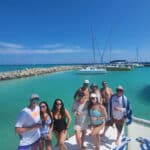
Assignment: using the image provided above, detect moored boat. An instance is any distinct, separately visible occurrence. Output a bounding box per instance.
[106,64,132,71]
[77,66,108,74]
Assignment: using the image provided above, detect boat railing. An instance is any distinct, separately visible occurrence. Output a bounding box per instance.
[132,116,150,127]
[128,116,150,150]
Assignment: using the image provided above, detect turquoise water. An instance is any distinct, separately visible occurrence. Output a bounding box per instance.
[0,67,150,149]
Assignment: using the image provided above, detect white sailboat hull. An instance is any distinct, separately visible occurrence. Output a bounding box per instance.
[77,67,108,74]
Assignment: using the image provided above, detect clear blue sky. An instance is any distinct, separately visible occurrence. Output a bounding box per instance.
[0,0,150,64]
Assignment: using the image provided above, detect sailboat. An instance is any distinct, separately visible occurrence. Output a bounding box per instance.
[77,28,107,74]
[105,27,132,71]
[77,66,107,74]
[131,48,144,68]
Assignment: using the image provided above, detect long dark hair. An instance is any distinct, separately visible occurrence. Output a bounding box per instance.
[39,101,52,124]
[52,99,65,119]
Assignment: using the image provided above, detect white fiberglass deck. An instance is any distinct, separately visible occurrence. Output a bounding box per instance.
[54,126,120,150]
[128,117,150,150]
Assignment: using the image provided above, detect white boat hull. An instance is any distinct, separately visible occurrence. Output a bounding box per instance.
[77,67,108,74]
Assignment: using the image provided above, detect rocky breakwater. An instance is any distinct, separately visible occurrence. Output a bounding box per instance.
[0,66,81,81]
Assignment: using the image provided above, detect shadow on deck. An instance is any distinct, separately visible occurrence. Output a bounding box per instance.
[54,126,119,150]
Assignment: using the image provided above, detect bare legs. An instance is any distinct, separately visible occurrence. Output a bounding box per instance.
[91,124,104,150]
[55,130,68,150]
[75,130,86,150]
[39,138,52,150]
[114,119,124,145]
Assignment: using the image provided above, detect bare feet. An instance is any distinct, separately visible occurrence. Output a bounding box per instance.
[94,146,99,150]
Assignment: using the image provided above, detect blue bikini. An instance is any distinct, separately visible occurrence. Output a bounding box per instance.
[90,109,104,125]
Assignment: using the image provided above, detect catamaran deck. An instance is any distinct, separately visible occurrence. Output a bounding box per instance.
[54,126,120,150]
[53,117,150,150]
[128,117,150,150]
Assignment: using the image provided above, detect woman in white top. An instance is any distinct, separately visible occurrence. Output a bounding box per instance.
[39,101,53,150]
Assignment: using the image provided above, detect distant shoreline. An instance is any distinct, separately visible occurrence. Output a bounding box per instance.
[0,65,81,81]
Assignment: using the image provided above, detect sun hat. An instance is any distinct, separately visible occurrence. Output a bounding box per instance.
[30,94,39,101]
[116,85,124,91]
[90,93,97,98]
[84,80,89,84]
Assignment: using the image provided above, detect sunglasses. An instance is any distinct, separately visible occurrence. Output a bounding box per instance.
[40,105,46,108]
[117,89,123,92]
[56,103,62,106]
[102,83,107,86]
[31,100,38,104]
[91,97,97,99]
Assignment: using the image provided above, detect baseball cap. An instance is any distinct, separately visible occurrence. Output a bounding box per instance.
[102,81,107,85]
[84,80,89,84]
[90,83,98,88]
[30,94,39,101]
[90,93,97,98]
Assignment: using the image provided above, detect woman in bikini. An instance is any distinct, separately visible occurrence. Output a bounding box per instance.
[39,101,53,150]
[52,99,71,150]
[88,93,107,150]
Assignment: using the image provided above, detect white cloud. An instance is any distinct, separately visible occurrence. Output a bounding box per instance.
[0,41,23,49]
[0,48,84,55]
[0,41,85,55]
[42,43,63,48]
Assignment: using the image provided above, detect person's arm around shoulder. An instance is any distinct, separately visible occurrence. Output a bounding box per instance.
[65,108,72,129]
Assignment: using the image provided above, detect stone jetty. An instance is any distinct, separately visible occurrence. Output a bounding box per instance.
[0,66,81,81]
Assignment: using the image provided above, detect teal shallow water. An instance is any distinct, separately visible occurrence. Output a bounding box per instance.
[0,67,150,149]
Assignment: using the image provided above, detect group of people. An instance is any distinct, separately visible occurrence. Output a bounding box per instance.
[15,96,71,150]
[73,80,132,150]
[15,80,132,150]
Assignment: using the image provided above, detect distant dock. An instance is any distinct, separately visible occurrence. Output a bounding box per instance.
[143,62,150,67]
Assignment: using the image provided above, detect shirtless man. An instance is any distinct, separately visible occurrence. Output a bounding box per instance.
[74,80,90,101]
[100,81,113,135]
[100,81,113,111]
[90,83,102,104]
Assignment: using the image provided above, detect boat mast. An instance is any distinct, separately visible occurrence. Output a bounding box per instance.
[109,27,112,63]
[136,47,139,62]
[91,26,96,65]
